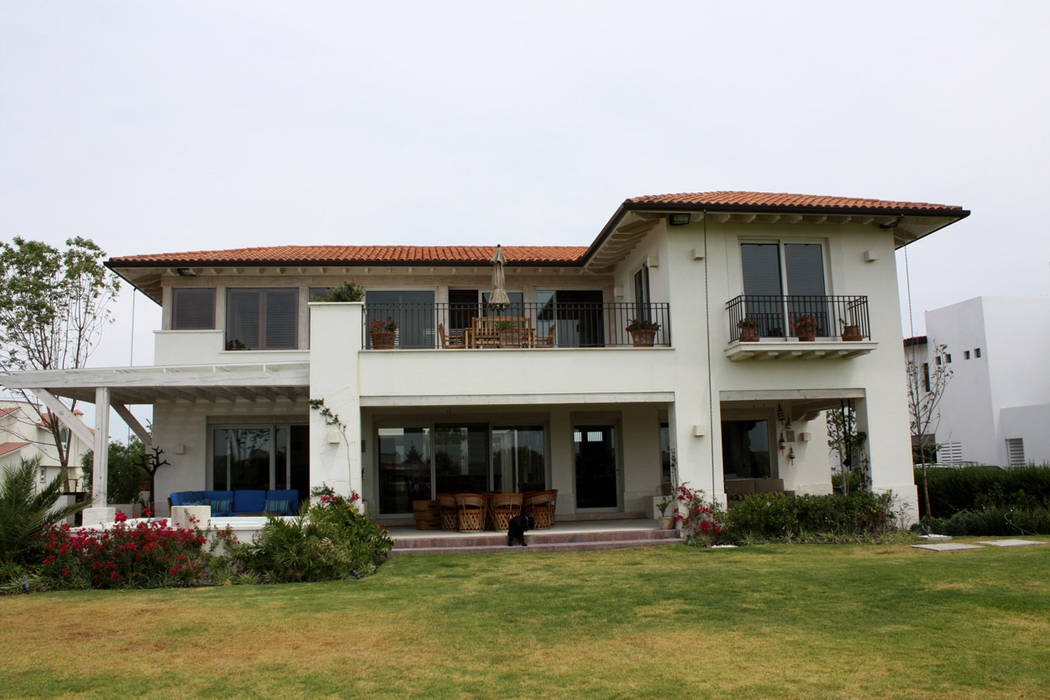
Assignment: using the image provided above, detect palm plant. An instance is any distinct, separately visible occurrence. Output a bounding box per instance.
[0,457,87,565]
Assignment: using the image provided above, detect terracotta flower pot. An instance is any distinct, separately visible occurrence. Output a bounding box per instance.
[629,328,656,347]
[797,333,815,342]
[370,330,396,349]
[739,325,760,342]
[841,325,863,341]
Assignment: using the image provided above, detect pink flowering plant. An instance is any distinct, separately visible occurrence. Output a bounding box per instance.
[37,511,209,589]
[674,483,729,547]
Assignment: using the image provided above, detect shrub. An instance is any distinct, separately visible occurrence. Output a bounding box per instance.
[0,458,87,565]
[80,439,148,505]
[926,505,1050,536]
[312,282,365,302]
[917,465,1050,519]
[725,492,897,543]
[36,512,209,589]
[234,489,393,582]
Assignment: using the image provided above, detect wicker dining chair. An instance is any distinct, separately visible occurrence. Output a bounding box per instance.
[524,489,557,529]
[455,493,487,532]
[489,493,524,531]
[437,493,458,531]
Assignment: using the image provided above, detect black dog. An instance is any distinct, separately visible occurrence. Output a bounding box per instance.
[507,510,535,547]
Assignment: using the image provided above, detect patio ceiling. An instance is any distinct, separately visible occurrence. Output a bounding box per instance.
[0,362,310,405]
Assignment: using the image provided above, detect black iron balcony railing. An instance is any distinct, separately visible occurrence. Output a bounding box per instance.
[362,302,671,349]
[726,295,870,342]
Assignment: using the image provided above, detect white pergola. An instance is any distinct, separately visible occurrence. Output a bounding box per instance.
[0,362,309,524]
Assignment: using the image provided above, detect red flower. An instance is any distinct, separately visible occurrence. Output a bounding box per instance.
[350,492,360,503]
[114,511,128,523]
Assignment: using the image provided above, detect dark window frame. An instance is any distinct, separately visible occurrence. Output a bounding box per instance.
[225,287,299,350]
[171,288,216,330]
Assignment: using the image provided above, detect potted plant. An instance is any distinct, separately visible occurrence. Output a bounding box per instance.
[791,314,819,341]
[369,317,398,349]
[656,495,675,529]
[626,318,659,347]
[736,317,761,342]
[840,318,863,341]
[495,319,522,347]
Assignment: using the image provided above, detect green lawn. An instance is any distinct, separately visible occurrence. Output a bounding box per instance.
[2,539,1049,698]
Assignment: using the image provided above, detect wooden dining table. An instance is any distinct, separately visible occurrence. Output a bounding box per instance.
[465,316,536,348]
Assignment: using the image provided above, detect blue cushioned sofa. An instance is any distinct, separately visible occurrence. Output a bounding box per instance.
[169,489,299,516]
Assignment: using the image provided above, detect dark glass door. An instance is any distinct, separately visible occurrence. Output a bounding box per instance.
[434,424,489,493]
[365,290,435,348]
[378,427,432,514]
[574,425,618,508]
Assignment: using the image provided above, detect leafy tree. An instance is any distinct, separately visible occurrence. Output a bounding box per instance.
[906,343,953,523]
[81,439,148,505]
[0,457,87,565]
[0,237,120,471]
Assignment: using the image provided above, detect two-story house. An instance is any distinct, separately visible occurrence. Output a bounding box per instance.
[0,191,969,526]
[0,400,89,490]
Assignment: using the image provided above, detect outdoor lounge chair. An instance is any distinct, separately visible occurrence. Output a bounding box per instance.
[437,493,458,531]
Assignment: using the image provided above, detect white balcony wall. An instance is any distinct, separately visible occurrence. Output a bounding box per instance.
[154,330,309,366]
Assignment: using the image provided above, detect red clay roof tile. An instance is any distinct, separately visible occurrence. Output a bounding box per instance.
[107,191,966,268]
[0,441,30,457]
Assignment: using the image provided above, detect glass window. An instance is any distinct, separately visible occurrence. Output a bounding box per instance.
[212,426,309,496]
[448,289,480,331]
[482,291,524,317]
[491,426,545,493]
[741,242,827,337]
[365,290,435,349]
[659,423,671,492]
[172,288,216,330]
[536,290,604,348]
[721,420,772,479]
[225,288,298,350]
[378,427,432,514]
[434,424,489,494]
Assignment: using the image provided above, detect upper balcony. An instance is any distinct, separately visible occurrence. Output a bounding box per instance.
[724,295,877,361]
[361,302,671,350]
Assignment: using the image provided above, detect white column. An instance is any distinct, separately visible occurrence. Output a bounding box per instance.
[83,386,116,526]
[308,302,363,502]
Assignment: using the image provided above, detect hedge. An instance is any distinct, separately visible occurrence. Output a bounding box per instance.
[916,465,1050,519]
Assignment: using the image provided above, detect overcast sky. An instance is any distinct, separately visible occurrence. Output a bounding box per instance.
[3,1,1049,427]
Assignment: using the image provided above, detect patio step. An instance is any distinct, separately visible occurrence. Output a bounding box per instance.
[391,527,681,555]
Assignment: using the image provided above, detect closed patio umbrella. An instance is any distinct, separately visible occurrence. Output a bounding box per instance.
[488,245,510,309]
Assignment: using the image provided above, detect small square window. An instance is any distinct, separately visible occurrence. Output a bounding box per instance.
[935,356,942,366]
[946,353,952,363]
[964,350,971,360]
[975,348,981,358]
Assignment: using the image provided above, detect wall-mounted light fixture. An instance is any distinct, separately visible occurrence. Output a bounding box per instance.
[176,268,196,277]
[668,213,691,226]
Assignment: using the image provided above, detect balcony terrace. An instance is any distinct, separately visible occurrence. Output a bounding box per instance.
[724,295,877,361]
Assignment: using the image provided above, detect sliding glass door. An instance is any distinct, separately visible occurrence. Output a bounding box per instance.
[741,242,827,336]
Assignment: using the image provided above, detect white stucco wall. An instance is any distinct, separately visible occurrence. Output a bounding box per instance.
[924,296,1050,465]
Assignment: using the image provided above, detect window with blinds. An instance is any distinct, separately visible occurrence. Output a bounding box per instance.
[225,288,299,350]
[171,288,216,330]
[1006,438,1026,467]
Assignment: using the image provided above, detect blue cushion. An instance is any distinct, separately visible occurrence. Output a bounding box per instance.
[170,491,205,507]
[264,499,290,515]
[233,490,267,514]
[267,490,299,513]
[204,490,234,515]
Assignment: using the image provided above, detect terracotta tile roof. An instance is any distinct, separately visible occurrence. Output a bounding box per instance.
[110,245,589,267]
[106,191,967,270]
[0,441,30,457]
[37,410,83,428]
[625,191,965,213]
[0,407,18,420]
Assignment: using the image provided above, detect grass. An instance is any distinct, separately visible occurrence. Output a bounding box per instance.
[2,539,1049,698]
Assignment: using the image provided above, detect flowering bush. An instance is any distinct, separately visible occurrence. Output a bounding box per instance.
[370,317,398,333]
[674,483,728,547]
[37,514,208,589]
[232,487,393,583]
[790,314,819,336]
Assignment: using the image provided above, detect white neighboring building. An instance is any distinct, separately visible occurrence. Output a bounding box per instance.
[904,296,1050,467]
[0,190,971,525]
[0,400,90,490]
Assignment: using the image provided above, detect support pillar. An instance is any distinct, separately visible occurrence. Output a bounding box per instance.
[83,386,115,526]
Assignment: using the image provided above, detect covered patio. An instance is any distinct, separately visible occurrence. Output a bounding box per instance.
[0,362,309,525]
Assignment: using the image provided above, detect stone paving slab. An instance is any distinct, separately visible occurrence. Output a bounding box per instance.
[912,542,985,552]
[977,539,1048,547]
[918,534,953,541]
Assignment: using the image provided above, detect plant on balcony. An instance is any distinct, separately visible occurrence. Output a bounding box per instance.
[626,318,659,347]
[839,318,863,341]
[312,282,365,302]
[368,317,398,349]
[790,314,819,341]
[736,317,761,342]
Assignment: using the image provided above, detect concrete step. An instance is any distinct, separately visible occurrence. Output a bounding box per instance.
[391,536,681,555]
[393,528,679,550]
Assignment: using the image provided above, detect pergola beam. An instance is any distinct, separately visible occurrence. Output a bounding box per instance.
[32,389,95,445]
[112,403,152,447]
